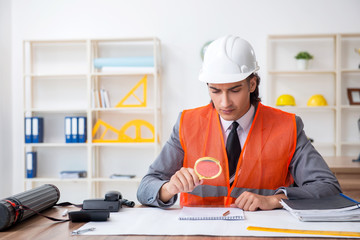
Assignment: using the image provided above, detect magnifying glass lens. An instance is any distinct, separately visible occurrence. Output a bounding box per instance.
[194,157,222,180]
[196,160,220,178]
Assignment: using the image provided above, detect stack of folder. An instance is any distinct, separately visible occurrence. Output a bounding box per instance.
[280,193,360,221]
[24,117,44,143]
[65,117,87,143]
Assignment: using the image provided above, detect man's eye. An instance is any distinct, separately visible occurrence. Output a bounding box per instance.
[231,88,241,92]
[211,90,220,93]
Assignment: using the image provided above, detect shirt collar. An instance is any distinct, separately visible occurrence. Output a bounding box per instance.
[220,104,255,132]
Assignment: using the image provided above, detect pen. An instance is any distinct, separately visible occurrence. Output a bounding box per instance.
[71,227,96,235]
[62,209,68,217]
[222,210,230,216]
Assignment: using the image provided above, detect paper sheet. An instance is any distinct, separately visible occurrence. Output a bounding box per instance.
[74,207,360,238]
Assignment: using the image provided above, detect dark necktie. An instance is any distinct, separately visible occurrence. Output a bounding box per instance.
[226,121,241,178]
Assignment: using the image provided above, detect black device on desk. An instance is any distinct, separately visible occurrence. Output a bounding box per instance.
[83,190,135,211]
[82,191,122,212]
[68,191,135,222]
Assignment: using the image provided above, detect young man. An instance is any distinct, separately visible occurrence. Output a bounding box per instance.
[137,35,341,211]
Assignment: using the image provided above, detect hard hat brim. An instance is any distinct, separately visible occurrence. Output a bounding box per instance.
[198,66,259,84]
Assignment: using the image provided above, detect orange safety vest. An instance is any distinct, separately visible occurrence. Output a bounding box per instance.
[179,103,296,206]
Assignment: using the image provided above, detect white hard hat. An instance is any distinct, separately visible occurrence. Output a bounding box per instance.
[199,35,259,84]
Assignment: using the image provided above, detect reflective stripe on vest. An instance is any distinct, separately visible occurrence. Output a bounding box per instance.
[179,103,296,206]
[190,184,277,198]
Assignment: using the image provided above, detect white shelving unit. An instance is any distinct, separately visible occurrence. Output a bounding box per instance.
[23,38,161,203]
[267,34,360,157]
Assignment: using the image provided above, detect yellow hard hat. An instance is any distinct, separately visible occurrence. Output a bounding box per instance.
[307,94,328,106]
[276,94,296,106]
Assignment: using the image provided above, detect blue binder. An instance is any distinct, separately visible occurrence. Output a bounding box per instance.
[32,117,44,143]
[71,117,78,143]
[65,117,72,143]
[25,117,32,143]
[78,117,87,143]
[26,152,37,178]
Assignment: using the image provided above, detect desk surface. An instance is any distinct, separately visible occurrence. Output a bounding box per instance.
[1,156,359,239]
[325,156,360,173]
[0,206,358,240]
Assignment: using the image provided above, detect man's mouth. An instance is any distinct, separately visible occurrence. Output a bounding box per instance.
[221,109,234,114]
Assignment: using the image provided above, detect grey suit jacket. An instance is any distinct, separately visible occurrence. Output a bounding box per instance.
[137,111,341,208]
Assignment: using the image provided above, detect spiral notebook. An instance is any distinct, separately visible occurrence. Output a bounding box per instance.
[178,207,244,220]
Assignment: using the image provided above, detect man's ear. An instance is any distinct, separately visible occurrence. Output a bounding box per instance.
[249,77,257,93]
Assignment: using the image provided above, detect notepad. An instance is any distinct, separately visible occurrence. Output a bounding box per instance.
[178,207,244,220]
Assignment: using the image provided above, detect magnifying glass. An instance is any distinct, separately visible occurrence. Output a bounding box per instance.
[194,157,222,180]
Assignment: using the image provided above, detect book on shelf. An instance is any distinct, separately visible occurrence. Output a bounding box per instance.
[93,89,111,108]
[103,89,111,108]
[280,193,360,222]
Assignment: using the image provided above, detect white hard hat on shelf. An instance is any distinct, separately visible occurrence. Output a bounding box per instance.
[199,35,259,84]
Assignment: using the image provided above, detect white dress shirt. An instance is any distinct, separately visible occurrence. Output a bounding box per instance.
[219,105,255,182]
[220,104,255,149]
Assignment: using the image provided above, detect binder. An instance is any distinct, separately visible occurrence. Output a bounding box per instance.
[25,117,32,143]
[32,117,44,143]
[71,117,78,143]
[26,152,37,178]
[65,117,72,143]
[78,117,87,143]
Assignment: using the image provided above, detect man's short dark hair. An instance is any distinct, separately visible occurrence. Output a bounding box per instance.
[247,73,261,105]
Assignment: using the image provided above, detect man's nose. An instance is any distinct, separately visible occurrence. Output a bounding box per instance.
[221,93,231,108]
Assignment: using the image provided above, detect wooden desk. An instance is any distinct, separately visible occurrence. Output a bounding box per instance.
[1,156,358,239]
[0,206,357,240]
[325,156,360,201]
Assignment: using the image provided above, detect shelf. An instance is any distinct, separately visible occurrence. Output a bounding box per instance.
[275,106,336,111]
[268,33,360,157]
[91,107,155,113]
[25,143,87,147]
[25,177,143,183]
[341,69,360,73]
[340,142,360,146]
[25,178,89,182]
[92,67,156,76]
[25,108,88,113]
[23,37,161,202]
[268,70,336,74]
[24,73,87,78]
[91,142,158,147]
[92,178,142,183]
[341,105,360,110]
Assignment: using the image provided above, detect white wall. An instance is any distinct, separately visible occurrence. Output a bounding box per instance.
[5,0,360,195]
[0,0,12,198]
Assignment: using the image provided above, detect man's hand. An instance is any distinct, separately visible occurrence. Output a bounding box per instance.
[234,191,287,211]
[159,167,202,203]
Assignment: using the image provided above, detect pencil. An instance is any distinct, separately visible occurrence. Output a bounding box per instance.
[222,210,230,216]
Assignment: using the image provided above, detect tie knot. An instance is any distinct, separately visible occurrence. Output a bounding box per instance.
[231,121,239,131]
